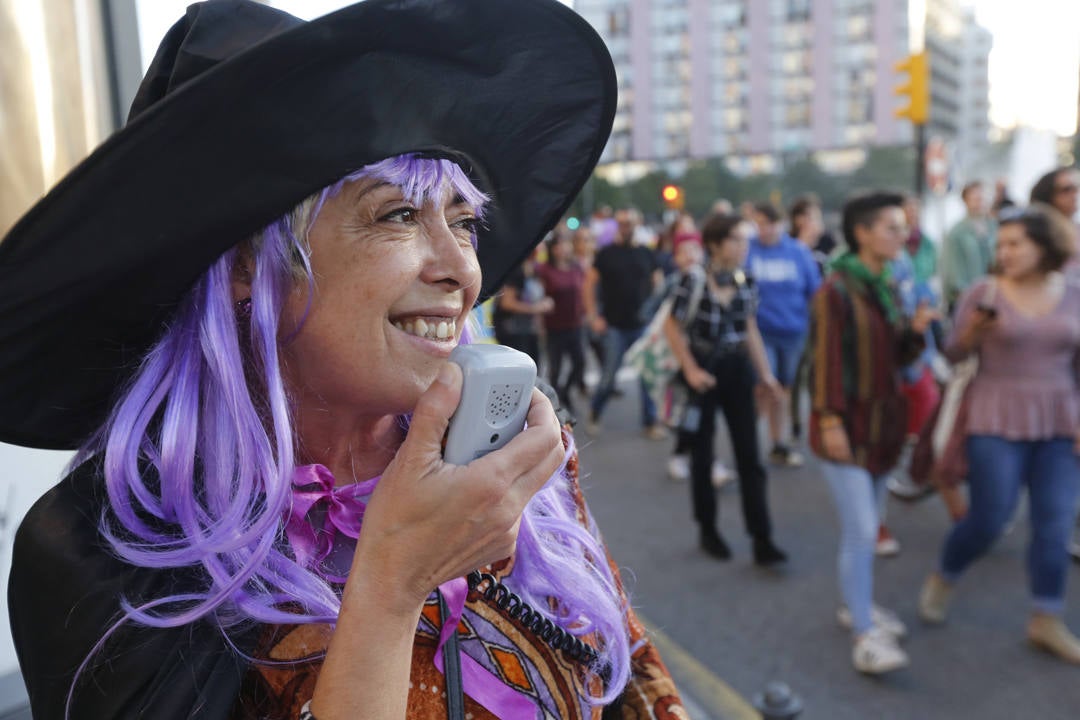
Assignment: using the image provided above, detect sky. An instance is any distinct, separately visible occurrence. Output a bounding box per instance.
[970,0,1080,135]
[135,0,1080,136]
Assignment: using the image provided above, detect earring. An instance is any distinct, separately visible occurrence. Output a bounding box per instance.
[236,297,252,319]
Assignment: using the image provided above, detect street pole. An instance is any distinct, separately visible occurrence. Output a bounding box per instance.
[915,122,927,198]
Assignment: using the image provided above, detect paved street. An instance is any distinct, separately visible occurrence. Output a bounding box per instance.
[574,377,1080,720]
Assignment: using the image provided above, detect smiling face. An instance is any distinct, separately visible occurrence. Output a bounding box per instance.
[277,174,482,420]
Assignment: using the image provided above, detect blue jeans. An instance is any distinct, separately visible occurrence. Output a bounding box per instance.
[589,326,656,426]
[821,461,889,635]
[941,435,1080,614]
[761,332,806,388]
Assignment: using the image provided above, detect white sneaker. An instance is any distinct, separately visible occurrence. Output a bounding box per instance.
[886,473,933,501]
[852,628,910,675]
[837,605,908,639]
[667,454,690,482]
[711,460,734,488]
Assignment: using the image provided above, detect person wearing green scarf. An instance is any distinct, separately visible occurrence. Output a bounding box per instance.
[808,192,938,675]
[830,250,900,324]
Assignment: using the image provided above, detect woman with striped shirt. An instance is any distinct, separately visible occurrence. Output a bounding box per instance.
[809,192,937,675]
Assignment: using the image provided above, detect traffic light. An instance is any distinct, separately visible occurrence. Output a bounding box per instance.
[894,51,929,125]
[661,184,684,210]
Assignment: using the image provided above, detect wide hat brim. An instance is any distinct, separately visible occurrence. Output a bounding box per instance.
[0,0,615,449]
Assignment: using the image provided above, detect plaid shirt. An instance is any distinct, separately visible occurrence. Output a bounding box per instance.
[670,268,758,368]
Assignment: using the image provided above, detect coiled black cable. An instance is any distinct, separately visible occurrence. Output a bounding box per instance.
[467,570,599,665]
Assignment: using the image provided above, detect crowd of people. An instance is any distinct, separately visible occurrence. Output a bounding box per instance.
[496,167,1080,677]
[5,2,1078,716]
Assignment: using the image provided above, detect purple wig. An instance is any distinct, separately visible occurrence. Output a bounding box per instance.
[79,154,630,708]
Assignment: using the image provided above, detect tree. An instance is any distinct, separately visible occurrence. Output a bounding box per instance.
[847,145,918,197]
[779,157,844,211]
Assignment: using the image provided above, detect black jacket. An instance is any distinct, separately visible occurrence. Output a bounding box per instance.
[9,459,254,719]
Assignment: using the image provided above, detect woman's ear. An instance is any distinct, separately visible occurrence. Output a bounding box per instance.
[231,244,255,302]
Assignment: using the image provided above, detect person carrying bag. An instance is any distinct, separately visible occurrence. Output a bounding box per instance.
[661,214,786,565]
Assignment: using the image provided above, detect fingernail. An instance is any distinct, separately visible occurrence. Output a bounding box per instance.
[437,363,457,387]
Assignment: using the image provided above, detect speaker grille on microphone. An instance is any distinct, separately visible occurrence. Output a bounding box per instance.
[486,384,523,423]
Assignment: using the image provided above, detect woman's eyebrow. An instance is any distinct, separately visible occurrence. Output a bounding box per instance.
[449,192,477,209]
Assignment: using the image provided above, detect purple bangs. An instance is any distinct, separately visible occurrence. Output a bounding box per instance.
[78,153,629,713]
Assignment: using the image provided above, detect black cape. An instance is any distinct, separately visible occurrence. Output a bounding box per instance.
[8,459,256,719]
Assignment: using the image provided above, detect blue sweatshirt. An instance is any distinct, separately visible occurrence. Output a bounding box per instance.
[746,234,821,337]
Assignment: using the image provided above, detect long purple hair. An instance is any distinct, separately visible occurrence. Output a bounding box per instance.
[76,154,630,708]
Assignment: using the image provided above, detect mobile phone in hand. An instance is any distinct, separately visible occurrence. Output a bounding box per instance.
[443,344,537,465]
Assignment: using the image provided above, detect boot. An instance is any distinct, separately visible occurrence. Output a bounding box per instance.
[752,537,788,566]
[699,528,731,561]
[1027,614,1080,665]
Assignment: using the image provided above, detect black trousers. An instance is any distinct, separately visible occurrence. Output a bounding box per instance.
[687,351,773,540]
[546,327,586,409]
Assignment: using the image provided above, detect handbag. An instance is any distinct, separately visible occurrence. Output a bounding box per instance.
[910,279,996,488]
[624,266,706,423]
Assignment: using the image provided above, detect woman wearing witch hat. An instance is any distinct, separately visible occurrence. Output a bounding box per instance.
[1,2,685,718]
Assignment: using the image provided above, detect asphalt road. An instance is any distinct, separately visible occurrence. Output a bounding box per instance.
[574,378,1080,720]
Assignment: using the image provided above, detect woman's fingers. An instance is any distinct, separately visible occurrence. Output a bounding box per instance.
[474,388,563,494]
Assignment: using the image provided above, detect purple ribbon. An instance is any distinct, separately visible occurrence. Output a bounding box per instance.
[433,577,538,719]
[285,464,537,719]
[285,464,376,583]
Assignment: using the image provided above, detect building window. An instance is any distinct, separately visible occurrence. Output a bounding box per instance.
[786,0,811,22]
[608,6,629,36]
[785,103,812,128]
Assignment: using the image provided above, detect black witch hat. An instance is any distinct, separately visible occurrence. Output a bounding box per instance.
[0,0,616,449]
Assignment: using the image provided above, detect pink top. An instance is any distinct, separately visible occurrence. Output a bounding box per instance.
[947,277,1080,440]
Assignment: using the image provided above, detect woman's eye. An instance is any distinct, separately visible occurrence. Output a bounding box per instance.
[380,207,417,223]
[452,216,481,235]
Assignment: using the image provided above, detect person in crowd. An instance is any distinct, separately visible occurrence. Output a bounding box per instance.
[992,177,1016,220]
[664,214,787,565]
[810,192,937,675]
[711,198,735,217]
[1032,168,1080,563]
[584,208,666,439]
[589,205,618,249]
[572,224,606,396]
[1030,167,1080,223]
[789,194,836,273]
[875,247,943,556]
[885,194,943,507]
[919,206,1080,665]
[493,246,553,365]
[747,201,821,467]
[573,224,597,271]
[537,229,586,415]
[2,2,687,718]
[663,231,734,488]
[941,180,996,310]
[653,213,693,278]
[902,194,938,287]
[1030,167,1080,258]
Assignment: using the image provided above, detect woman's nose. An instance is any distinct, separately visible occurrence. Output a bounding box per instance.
[421,218,480,290]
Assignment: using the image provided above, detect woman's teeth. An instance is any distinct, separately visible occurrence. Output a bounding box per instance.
[393,317,457,340]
